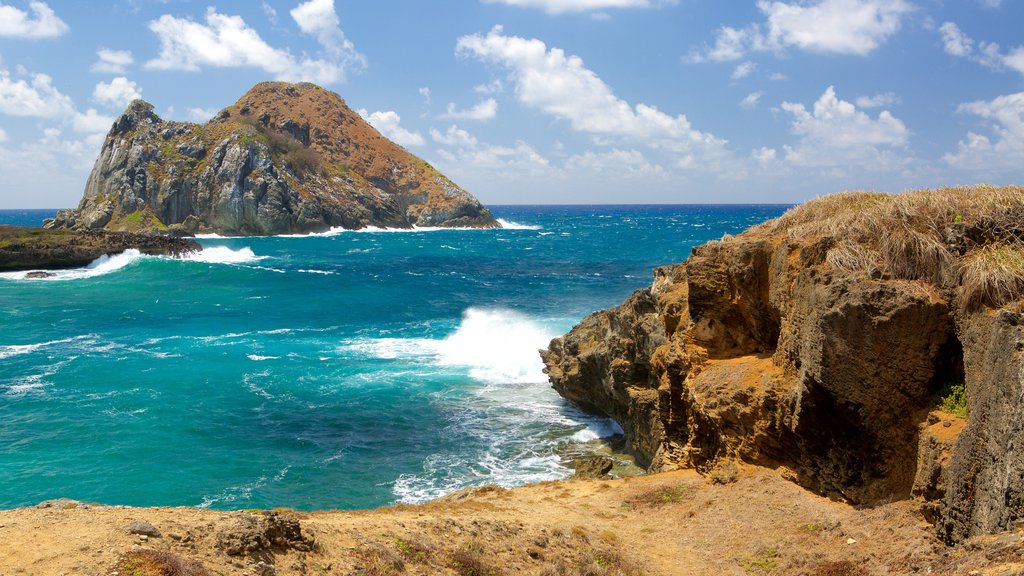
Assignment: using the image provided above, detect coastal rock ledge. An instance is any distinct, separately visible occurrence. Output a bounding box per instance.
[45,82,497,235]
[542,185,1024,544]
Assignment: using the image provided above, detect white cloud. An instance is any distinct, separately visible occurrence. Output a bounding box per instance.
[752,146,777,164]
[688,0,912,62]
[289,0,366,70]
[769,72,787,81]
[939,22,972,57]
[187,107,218,122]
[145,7,363,84]
[431,125,478,147]
[91,49,135,74]
[780,85,909,169]
[741,91,763,109]
[564,148,668,178]
[474,79,503,94]
[0,1,67,38]
[72,108,114,133]
[457,26,727,164]
[731,61,756,79]
[479,0,676,14]
[939,21,1024,77]
[357,109,424,147]
[262,1,278,25]
[0,68,73,118]
[92,77,142,109]
[978,0,1001,7]
[437,139,549,172]
[0,127,6,142]
[855,92,899,108]
[0,127,105,208]
[441,98,498,121]
[944,92,1024,171]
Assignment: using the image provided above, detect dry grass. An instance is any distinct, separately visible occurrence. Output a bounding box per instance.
[752,185,1024,308]
[113,549,209,576]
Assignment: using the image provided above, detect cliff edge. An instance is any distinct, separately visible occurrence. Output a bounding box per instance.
[46,82,498,235]
[542,185,1024,543]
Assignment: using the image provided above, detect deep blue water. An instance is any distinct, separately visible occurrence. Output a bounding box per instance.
[0,205,787,510]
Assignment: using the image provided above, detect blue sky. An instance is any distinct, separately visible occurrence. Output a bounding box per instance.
[0,0,1021,208]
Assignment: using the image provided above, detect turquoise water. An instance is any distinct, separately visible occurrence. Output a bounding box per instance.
[0,205,787,510]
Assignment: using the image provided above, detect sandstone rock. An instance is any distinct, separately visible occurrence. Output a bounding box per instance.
[47,82,498,235]
[124,520,160,537]
[216,512,312,557]
[572,456,614,479]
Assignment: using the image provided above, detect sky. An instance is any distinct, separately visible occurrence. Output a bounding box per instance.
[0,0,1021,208]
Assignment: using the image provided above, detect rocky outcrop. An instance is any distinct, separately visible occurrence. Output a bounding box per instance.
[542,186,1024,543]
[46,82,498,235]
[0,225,198,271]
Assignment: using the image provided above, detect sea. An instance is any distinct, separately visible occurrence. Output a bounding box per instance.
[0,205,788,510]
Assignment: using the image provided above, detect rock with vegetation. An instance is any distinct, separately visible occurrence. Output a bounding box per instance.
[45,82,498,235]
[542,185,1024,543]
[0,225,198,271]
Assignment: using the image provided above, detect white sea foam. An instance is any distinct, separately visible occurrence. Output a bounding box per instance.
[183,246,264,264]
[496,218,541,230]
[246,354,279,361]
[433,308,554,384]
[0,335,93,359]
[297,269,336,275]
[0,250,146,282]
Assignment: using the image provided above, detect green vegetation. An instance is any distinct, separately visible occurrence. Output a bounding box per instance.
[754,186,1024,309]
[115,550,209,576]
[938,382,968,418]
[740,546,779,574]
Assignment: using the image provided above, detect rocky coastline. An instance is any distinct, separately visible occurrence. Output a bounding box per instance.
[543,185,1024,546]
[0,225,199,272]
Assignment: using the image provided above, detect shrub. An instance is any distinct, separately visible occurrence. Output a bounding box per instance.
[113,549,209,576]
[938,382,967,418]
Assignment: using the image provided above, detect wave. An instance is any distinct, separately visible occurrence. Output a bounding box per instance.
[496,218,541,230]
[342,308,556,384]
[183,246,264,264]
[0,249,147,282]
[0,335,95,360]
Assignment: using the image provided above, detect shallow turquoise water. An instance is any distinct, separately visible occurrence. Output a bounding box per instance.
[0,205,786,510]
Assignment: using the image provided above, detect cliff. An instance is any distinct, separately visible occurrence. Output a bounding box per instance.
[542,185,1024,543]
[45,82,498,235]
[0,225,198,272]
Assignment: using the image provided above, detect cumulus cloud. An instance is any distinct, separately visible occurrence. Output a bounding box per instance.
[92,77,142,109]
[0,127,6,142]
[357,109,424,147]
[564,148,668,178]
[187,107,218,122]
[944,92,1024,171]
[91,49,134,74]
[441,98,498,121]
[437,140,548,172]
[289,0,366,70]
[431,125,478,147]
[687,0,912,62]
[457,26,727,165]
[0,67,73,117]
[0,1,67,38]
[780,85,909,169]
[145,6,364,84]
[939,21,1024,77]
[479,0,676,14]
[71,108,114,133]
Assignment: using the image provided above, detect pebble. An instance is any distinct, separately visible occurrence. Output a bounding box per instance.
[846,538,857,545]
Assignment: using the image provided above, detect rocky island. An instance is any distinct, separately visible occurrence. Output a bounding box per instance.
[45,82,498,235]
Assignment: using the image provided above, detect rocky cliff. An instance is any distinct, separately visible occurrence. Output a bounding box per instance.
[542,186,1024,543]
[46,82,497,235]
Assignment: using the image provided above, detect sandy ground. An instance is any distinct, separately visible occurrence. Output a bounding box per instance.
[0,466,1011,576]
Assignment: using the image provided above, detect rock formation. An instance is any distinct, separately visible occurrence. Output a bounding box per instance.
[542,186,1024,543]
[46,82,498,235]
[0,225,198,271]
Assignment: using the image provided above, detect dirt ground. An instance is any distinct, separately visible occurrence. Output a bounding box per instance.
[0,466,1012,576]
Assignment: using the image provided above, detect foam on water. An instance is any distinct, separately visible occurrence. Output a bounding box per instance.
[495,218,541,230]
[434,308,554,384]
[183,246,264,264]
[0,249,146,281]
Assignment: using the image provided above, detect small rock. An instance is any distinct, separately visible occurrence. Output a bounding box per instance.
[168,532,183,541]
[124,520,161,538]
[254,561,277,576]
[846,538,857,545]
[943,420,952,428]
[139,535,148,542]
[24,271,56,279]
[710,460,739,485]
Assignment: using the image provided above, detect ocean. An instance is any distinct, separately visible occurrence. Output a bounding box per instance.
[0,205,787,510]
